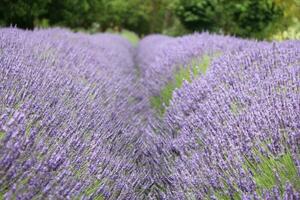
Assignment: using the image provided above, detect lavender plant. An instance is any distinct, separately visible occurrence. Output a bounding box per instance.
[164,42,300,199]
[150,55,212,115]
[137,33,262,115]
[0,28,144,199]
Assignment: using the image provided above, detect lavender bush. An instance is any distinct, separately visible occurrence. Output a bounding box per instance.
[164,42,300,199]
[0,28,143,199]
[137,33,265,115]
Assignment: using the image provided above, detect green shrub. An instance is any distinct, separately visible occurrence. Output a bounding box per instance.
[175,0,283,39]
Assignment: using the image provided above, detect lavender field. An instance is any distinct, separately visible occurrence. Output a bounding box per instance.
[0,28,300,200]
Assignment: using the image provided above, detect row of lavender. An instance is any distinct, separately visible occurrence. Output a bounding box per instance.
[137,34,300,198]
[0,28,166,199]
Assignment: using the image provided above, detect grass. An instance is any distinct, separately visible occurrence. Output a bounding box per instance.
[0,191,4,200]
[214,190,241,200]
[77,180,104,200]
[0,131,5,141]
[150,54,212,116]
[244,149,300,195]
[230,100,245,115]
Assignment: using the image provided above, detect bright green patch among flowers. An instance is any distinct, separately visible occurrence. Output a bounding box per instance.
[0,131,5,141]
[151,54,212,116]
[0,191,4,200]
[213,147,299,200]
[77,180,104,200]
[120,30,140,46]
[245,150,300,194]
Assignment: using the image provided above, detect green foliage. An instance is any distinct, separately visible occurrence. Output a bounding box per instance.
[214,190,241,200]
[208,149,299,199]
[244,149,300,194]
[46,0,100,29]
[0,0,298,38]
[0,183,7,200]
[0,0,51,28]
[271,0,300,40]
[162,17,189,36]
[175,0,284,39]
[0,131,5,141]
[98,0,149,34]
[103,0,180,36]
[77,180,104,200]
[119,30,140,45]
[271,23,300,40]
[0,0,182,35]
[151,55,211,115]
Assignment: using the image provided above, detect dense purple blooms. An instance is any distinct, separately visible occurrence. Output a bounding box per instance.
[164,41,300,198]
[0,28,148,199]
[136,34,173,74]
[137,33,264,96]
[1,28,299,199]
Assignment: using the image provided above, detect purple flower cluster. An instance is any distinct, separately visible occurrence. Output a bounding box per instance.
[136,35,173,75]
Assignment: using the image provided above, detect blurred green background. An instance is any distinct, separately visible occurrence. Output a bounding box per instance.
[0,0,299,40]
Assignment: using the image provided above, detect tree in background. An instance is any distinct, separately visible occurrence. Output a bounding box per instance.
[271,0,300,40]
[46,0,92,28]
[99,0,179,36]
[175,0,284,39]
[0,0,51,29]
[0,0,181,36]
[0,0,298,39]
[102,0,149,35]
